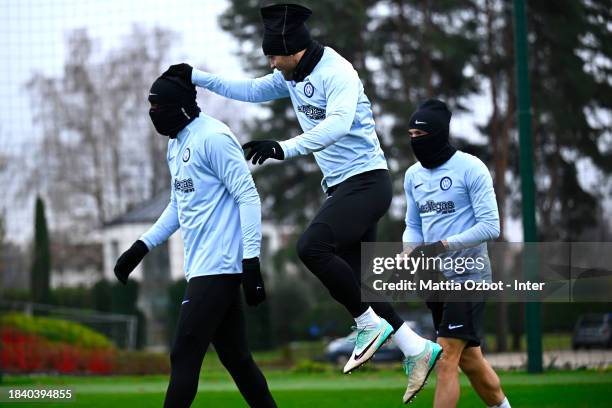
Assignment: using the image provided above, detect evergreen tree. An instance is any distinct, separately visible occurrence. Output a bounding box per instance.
[525,0,611,240]
[30,196,51,303]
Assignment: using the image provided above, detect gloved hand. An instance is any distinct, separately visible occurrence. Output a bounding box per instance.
[242,140,284,165]
[409,241,447,259]
[241,257,267,306]
[406,240,447,276]
[164,63,193,84]
[407,241,447,302]
[114,240,149,285]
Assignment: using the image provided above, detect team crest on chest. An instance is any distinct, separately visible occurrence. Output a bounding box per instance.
[304,82,315,98]
[440,176,452,191]
[182,147,191,163]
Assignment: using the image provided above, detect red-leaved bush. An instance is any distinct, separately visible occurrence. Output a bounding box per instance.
[1,328,114,374]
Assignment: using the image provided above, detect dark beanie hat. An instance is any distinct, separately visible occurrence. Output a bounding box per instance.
[148,73,197,106]
[408,99,452,135]
[260,3,312,56]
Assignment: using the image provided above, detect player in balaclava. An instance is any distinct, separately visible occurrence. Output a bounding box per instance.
[403,99,510,408]
[114,68,277,408]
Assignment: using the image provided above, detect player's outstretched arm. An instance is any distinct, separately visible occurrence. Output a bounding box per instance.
[169,62,290,103]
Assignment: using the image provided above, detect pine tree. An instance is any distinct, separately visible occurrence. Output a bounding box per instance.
[30,196,51,303]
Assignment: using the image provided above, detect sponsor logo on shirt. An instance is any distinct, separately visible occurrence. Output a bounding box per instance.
[298,104,326,120]
[417,200,456,215]
[174,178,195,193]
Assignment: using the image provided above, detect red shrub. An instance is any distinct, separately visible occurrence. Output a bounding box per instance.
[0,328,115,375]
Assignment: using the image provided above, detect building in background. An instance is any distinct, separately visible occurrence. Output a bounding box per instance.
[50,241,103,288]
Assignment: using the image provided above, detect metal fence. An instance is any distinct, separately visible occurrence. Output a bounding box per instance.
[0,300,137,350]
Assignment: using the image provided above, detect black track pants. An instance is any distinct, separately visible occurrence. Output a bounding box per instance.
[296,169,404,330]
[163,274,277,408]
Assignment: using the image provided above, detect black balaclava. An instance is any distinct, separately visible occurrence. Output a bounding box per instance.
[408,99,456,169]
[148,73,200,138]
[261,3,312,56]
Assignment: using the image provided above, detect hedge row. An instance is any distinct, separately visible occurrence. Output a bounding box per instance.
[0,312,113,349]
[1,328,170,375]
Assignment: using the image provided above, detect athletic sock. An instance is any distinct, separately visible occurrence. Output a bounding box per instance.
[488,397,511,408]
[354,306,381,330]
[393,322,427,357]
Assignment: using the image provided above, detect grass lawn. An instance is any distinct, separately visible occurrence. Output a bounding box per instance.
[2,369,611,407]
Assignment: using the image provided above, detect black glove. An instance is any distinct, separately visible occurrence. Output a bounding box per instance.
[164,63,193,84]
[407,241,446,276]
[241,257,267,306]
[114,240,149,285]
[407,241,447,302]
[410,241,447,259]
[242,140,284,165]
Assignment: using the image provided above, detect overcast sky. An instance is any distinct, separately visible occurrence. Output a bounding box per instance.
[0,0,251,243]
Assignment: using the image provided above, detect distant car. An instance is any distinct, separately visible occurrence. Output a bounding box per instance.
[572,313,612,350]
[324,320,427,365]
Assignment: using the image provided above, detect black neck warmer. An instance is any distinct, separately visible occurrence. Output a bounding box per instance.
[149,75,200,139]
[410,130,457,169]
[292,40,324,83]
[409,99,456,169]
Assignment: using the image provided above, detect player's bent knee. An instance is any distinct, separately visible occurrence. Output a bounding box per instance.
[459,356,479,376]
[296,233,311,262]
[459,350,480,371]
[438,352,461,373]
[296,223,335,265]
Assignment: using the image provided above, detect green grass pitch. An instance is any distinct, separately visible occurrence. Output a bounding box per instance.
[2,369,611,407]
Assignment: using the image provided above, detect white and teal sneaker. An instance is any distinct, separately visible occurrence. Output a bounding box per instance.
[342,318,393,374]
[402,340,443,404]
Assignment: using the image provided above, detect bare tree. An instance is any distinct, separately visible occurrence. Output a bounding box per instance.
[26,27,177,235]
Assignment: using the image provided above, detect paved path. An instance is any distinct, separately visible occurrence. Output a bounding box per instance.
[486,349,612,369]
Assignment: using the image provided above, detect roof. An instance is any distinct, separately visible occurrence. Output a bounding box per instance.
[104,190,170,226]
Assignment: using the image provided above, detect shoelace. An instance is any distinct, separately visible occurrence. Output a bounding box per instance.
[404,343,431,375]
[403,357,416,375]
[351,325,373,348]
[347,326,359,343]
